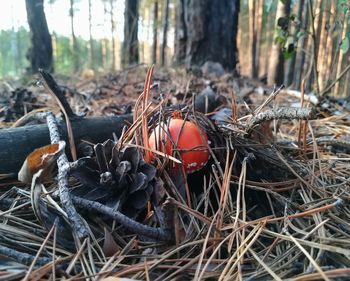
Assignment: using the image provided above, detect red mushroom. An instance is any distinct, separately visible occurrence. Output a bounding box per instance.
[149,116,210,173]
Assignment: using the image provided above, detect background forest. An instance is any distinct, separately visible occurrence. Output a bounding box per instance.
[1,0,349,97]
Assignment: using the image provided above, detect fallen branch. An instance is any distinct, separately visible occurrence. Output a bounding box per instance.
[0,114,132,175]
[247,107,316,134]
[0,245,52,266]
[46,113,89,239]
[70,195,172,242]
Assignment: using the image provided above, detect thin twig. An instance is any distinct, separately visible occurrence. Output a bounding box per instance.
[70,195,172,242]
[38,70,76,118]
[320,64,350,96]
[46,112,89,239]
[253,85,285,115]
[39,69,77,161]
[0,245,52,266]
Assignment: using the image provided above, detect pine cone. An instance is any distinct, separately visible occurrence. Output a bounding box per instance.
[70,139,159,217]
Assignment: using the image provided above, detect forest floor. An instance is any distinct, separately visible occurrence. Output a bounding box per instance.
[1,65,350,280]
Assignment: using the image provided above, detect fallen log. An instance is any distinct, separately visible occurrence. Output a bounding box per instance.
[0,114,133,175]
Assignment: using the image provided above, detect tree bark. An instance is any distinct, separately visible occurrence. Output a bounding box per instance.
[267,0,291,86]
[152,1,158,64]
[123,0,139,66]
[174,0,186,64]
[294,0,309,89]
[255,0,263,78]
[248,0,257,78]
[334,10,349,96]
[314,0,323,57]
[345,56,350,101]
[0,115,133,175]
[25,0,53,73]
[264,4,277,78]
[324,1,337,86]
[285,0,304,87]
[174,0,240,71]
[161,0,170,67]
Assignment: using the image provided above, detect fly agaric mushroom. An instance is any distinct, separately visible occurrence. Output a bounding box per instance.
[149,115,210,173]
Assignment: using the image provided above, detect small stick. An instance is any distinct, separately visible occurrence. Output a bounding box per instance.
[70,195,172,241]
[46,112,89,239]
[38,69,76,118]
[0,245,52,266]
[39,69,77,161]
[247,107,315,134]
[307,0,320,94]
[253,85,284,115]
[320,63,350,96]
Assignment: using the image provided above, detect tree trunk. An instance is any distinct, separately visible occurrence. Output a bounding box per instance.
[294,0,309,89]
[327,5,344,92]
[334,11,349,96]
[285,0,304,87]
[317,1,330,90]
[174,0,186,64]
[314,0,323,57]
[110,0,117,71]
[264,4,277,78]
[123,0,139,66]
[25,0,53,73]
[69,0,79,72]
[248,0,257,78]
[255,0,263,78]
[324,1,337,86]
[88,0,94,69]
[267,0,291,86]
[345,56,350,100]
[174,0,240,72]
[152,1,158,64]
[161,0,170,67]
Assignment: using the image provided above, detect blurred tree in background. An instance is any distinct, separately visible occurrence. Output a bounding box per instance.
[0,0,350,98]
[25,0,53,73]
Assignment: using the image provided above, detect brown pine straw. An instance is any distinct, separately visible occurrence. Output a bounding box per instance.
[2,66,350,280]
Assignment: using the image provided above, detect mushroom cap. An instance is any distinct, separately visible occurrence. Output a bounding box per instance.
[149,118,210,173]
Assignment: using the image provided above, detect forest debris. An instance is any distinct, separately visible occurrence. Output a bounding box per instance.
[282,89,319,105]
[247,107,316,134]
[194,85,219,113]
[0,114,132,175]
[18,142,65,183]
[2,65,350,279]
[39,69,77,161]
[46,112,89,239]
[0,87,40,123]
[102,228,121,257]
[71,144,159,218]
[0,245,52,267]
[70,195,172,241]
[201,61,225,77]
